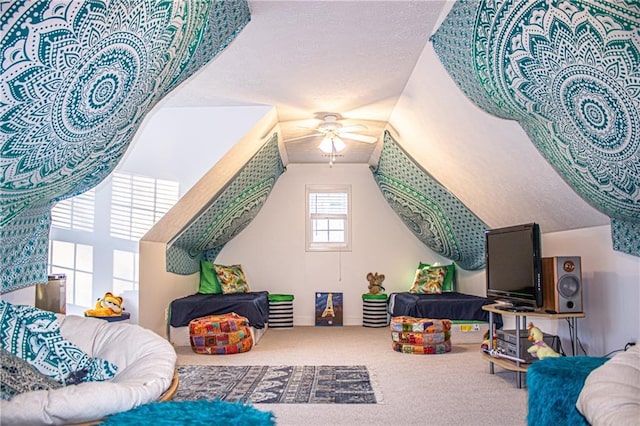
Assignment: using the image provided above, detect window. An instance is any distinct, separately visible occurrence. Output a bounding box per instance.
[110,172,179,240]
[48,240,93,307]
[51,189,95,232]
[113,249,139,295]
[306,185,351,251]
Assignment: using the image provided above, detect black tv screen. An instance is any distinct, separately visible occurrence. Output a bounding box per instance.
[485,223,542,308]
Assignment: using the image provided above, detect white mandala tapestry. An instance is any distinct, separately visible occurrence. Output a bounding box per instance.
[372,132,488,271]
[0,0,251,292]
[431,0,640,257]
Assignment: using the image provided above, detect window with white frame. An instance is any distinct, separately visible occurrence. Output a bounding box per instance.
[48,240,94,307]
[306,185,351,251]
[110,172,179,240]
[51,189,95,232]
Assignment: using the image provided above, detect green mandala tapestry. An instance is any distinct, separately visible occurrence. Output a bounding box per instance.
[166,134,285,275]
[372,132,488,271]
[0,1,251,293]
[431,0,640,257]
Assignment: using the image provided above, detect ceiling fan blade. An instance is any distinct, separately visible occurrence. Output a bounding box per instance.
[285,132,322,143]
[339,133,378,144]
[337,124,367,133]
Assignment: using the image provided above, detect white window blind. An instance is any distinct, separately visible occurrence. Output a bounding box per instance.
[110,172,179,240]
[51,189,95,232]
[306,185,351,251]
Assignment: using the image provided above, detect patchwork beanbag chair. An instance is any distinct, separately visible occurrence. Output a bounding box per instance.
[392,340,452,354]
[390,316,452,333]
[391,331,450,345]
[189,313,253,355]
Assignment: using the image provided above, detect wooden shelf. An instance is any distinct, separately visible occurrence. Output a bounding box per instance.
[482,304,585,319]
[482,303,585,388]
[481,352,528,373]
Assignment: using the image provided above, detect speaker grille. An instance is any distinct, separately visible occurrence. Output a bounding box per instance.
[558,275,580,298]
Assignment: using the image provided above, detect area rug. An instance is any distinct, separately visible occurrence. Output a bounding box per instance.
[174,365,380,404]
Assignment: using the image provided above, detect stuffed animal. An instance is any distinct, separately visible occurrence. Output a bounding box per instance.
[366,272,386,295]
[84,292,124,317]
[481,330,498,351]
[527,322,560,359]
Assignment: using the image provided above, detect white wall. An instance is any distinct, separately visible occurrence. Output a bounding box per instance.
[215,163,447,326]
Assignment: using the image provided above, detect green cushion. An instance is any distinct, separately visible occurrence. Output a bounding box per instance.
[269,294,294,302]
[362,293,388,300]
[199,260,222,294]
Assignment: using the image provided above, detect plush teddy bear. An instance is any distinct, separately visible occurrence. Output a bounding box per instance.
[84,292,124,317]
[366,272,386,295]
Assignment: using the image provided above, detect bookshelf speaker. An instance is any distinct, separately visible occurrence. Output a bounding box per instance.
[542,256,583,313]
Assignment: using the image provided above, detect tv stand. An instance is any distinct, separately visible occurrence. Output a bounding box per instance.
[494,305,535,313]
[481,304,585,388]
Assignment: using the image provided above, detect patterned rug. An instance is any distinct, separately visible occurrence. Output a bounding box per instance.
[174,365,380,404]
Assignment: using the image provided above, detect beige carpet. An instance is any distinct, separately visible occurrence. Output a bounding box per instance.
[175,326,528,426]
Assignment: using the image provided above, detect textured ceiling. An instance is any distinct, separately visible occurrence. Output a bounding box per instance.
[162,0,446,163]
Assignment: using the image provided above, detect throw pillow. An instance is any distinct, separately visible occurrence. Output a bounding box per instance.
[418,262,455,292]
[0,347,63,400]
[0,301,118,385]
[213,264,250,294]
[199,260,222,294]
[409,264,448,294]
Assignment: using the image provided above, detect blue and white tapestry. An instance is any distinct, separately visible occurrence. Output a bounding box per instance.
[372,132,488,270]
[431,0,640,257]
[0,1,251,293]
[166,134,285,275]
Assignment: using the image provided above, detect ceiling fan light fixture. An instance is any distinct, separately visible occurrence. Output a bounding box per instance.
[319,135,345,154]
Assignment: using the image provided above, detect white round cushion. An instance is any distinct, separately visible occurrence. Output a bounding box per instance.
[1,314,176,425]
[576,345,640,426]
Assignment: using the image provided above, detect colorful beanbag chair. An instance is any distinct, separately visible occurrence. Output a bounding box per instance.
[391,331,451,345]
[392,339,452,354]
[189,313,253,355]
[390,316,452,333]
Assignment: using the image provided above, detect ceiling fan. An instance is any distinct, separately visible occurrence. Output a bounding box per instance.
[286,114,379,155]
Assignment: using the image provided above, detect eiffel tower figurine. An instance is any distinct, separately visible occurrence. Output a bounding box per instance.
[321,292,335,318]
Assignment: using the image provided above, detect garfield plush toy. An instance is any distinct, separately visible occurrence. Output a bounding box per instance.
[84,292,124,317]
[366,272,386,295]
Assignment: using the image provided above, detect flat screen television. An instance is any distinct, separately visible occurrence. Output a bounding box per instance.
[485,223,542,310]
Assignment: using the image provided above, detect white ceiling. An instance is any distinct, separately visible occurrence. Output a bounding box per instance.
[162,0,447,163]
[161,0,609,233]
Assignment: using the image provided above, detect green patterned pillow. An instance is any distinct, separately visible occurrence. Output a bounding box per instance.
[213,264,250,294]
[421,262,455,292]
[0,301,118,385]
[409,264,450,294]
[1,347,63,400]
[199,260,222,294]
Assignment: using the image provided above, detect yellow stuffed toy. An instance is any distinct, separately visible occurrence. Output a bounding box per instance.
[84,292,124,317]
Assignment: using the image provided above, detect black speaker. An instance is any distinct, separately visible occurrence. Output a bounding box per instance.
[542,256,583,313]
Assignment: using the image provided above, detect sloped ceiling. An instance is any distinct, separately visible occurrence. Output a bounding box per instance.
[0,0,251,292]
[430,0,639,256]
[3,1,639,293]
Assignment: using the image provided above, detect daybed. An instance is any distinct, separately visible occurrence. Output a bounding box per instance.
[388,291,503,329]
[1,311,177,425]
[167,291,269,346]
[387,263,502,343]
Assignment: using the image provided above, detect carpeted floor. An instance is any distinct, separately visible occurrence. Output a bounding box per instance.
[174,365,379,404]
[176,326,529,425]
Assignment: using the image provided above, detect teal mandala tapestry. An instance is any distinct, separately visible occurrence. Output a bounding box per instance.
[372,132,488,270]
[0,1,251,292]
[431,0,640,257]
[166,134,285,275]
